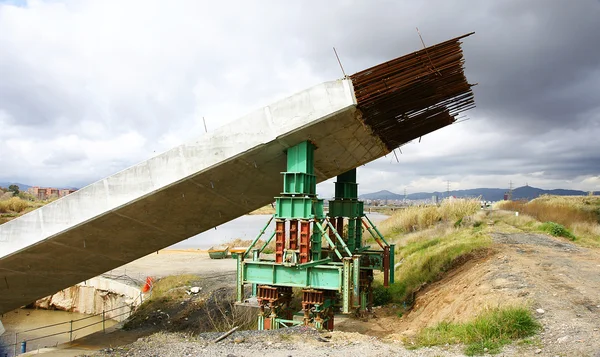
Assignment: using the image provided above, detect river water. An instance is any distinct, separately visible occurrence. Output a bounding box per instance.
[0,309,117,356]
[170,212,389,249]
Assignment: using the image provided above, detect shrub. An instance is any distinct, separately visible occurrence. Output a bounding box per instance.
[538,221,576,241]
[372,283,392,306]
[0,197,31,213]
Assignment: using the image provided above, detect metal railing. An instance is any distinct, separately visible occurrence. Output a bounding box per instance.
[1,292,145,357]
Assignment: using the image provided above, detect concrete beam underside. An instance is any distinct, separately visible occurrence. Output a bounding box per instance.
[0,79,390,313]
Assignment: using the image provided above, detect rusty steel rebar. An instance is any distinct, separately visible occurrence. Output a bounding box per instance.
[350,32,476,151]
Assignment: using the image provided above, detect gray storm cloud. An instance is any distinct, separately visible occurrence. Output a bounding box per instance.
[0,0,598,193]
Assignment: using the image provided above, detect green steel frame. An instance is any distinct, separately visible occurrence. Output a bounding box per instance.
[235,141,394,331]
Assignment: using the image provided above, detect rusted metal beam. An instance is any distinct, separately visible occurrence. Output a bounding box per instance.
[351,32,475,151]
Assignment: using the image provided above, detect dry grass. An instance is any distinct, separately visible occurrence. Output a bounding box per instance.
[377,198,481,238]
[496,199,596,227]
[0,197,33,213]
[203,294,256,332]
[572,221,600,237]
[0,197,47,224]
[225,237,276,254]
[495,195,600,247]
[532,194,600,209]
[150,274,199,299]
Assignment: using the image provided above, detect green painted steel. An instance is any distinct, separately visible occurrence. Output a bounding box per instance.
[361,291,367,311]
[286,141,314,174]
[258,314,265,330]
[235,152,395,330]
[259,231,276,253]
[251,249,259,297]
[342,258,351,313]
[276,140,322,220]
[269,314,278,330]
[334,169,358,199]
[245,214,274,257]
[282,172,316,195]
[275,197,324,219]
[315,223,343,260]
[236,254,244,302]
[347,218,356,252]
[324,220,352,256]
[364,214,389,246]
[361,250,385,270]
[243,261,342,290]
[311,221,322,261]
[355,219,363,252]
[352,255,360,308]
[328,200,364,218]
[276,318,303,327]
[336,169,356,183]
[389,244,396,284]
[296,258,331,269]
[334,182,358,199]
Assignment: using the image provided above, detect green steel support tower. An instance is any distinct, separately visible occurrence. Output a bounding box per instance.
[237,140,394,330]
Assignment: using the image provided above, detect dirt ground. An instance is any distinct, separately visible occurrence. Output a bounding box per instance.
[337,230,600,357]
[24,228,600,357]
[105,249,237,282]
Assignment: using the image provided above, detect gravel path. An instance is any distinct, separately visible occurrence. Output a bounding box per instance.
[487,232,600,356]
[491,232,581,252]
[87,327,469,357]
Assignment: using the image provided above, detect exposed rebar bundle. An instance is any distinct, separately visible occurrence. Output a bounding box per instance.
[351,32,476,150]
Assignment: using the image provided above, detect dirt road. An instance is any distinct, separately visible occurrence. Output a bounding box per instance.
[338,231,600,356]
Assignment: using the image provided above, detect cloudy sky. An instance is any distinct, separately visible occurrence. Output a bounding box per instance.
[0,0,599,196]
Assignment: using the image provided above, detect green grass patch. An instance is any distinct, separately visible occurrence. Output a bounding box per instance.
[150,274,199,298]
[401,238,441,256]
[414,307,540,355]
[538,221,576,241]
[389,229,490,304]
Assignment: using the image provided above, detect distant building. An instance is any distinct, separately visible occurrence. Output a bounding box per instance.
[28,187,76,200]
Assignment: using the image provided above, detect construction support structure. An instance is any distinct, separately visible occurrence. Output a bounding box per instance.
[236,140,394,330]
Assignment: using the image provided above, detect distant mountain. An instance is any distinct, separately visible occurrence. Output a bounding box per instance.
[0,182,32,191]
[360,186,591,202]
[359,190,404,200]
